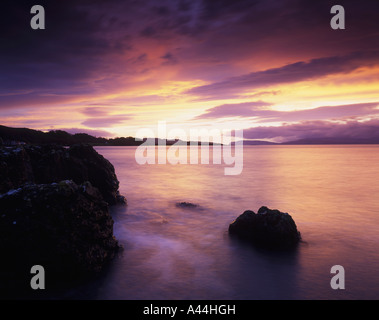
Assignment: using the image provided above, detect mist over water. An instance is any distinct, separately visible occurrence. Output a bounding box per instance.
[67,145,379,299]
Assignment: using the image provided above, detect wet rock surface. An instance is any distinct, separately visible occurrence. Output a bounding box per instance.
[0,144,126,205]
[0,144,126,296]
[229,206,301,249]
[0,180,121,293]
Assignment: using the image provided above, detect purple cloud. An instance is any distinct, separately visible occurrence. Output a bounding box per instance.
[2,0,379,132]
[79,105,133,128]
[161,52,178,65]
[244,119,379,142]
[187,52,379,98]
[81,107,111,117]
[81,115,132,128]
[195,101,272,119]
[196,102,379,122]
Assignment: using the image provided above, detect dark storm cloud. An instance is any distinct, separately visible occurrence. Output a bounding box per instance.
[140,26,157,38]
[243,119,379,142]
[196,102,379,121]
[177,0,192,12]
[152,6,171,16]
[0,0,134,108]
[1,0,379,112]
[200,0,259,20]
[177,0,379,83]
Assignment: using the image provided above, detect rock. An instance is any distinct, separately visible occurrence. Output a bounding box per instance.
[229,206,301,249]
[116,194,127,204]
[0,180,120,292]
[176,202,199,209]
[0,147,34,194]
[0,144,126,205]
[65,144,124,205]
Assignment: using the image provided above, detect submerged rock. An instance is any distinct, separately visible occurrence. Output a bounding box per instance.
[0,180,120,291]
[229,206,301,249]
[0,144,126,205]
[176,202,200,209]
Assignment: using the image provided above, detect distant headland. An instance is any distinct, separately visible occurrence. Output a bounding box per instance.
[1,125,379,146]
[0,125,220,147]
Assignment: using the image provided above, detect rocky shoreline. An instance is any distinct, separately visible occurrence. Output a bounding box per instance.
[0,144,126,205]
[0,144,126,295]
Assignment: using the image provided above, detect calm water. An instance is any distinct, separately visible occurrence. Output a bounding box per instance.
[68,145,379,299]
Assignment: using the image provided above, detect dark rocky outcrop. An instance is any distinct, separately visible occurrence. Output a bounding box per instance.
[229,206,301,249]
[0,144,126,296]
[0,144,126,205]
[0,180,120,292]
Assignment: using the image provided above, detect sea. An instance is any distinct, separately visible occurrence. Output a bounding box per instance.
[63,145,379,299]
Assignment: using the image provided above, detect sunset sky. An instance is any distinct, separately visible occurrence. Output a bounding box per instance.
[1,0,379,142]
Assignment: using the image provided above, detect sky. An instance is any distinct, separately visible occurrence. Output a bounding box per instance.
[1,0,379,142]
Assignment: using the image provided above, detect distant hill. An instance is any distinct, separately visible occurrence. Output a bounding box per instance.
[0,125,108,145]
[238,137,379,145]
[2,125,379,146]
[282,137,379,145]
[235,140,278,145]
[0,125,219,146]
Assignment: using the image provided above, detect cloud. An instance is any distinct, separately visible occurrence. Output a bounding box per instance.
[81,107,111,117]
[187,52,379,98]
[195,102,379,122]
[2,0,379,103]
[243,118,379,142]
[80,105,133,128]
[195,101,272,119]
[247,91,281,99]
[2,0,379,133]
[189,90,281,102]
[0,0,149,108]
[81,115,132,128]
[161,52,178,65]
